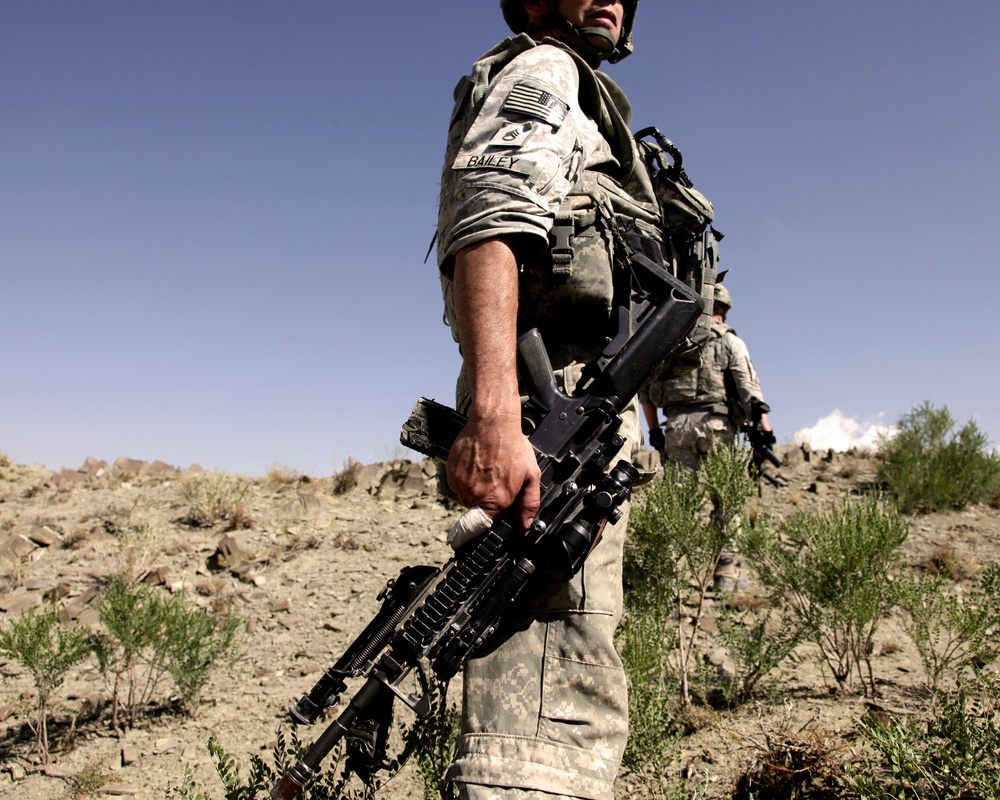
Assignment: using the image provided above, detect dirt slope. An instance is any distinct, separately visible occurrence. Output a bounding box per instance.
[1,446,998,799]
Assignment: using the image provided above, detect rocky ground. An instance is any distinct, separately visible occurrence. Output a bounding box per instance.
[1,445,998,799]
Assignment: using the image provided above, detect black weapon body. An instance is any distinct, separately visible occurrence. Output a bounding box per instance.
[742,398,784,489]
[271,256,704,799]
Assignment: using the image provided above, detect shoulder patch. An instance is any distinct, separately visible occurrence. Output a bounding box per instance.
[503,82,570,129]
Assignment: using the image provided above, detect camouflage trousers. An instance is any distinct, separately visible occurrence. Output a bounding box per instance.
[662,410,736,472]
[448,365,639,800]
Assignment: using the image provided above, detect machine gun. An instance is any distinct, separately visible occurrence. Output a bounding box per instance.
[270,249,704,799]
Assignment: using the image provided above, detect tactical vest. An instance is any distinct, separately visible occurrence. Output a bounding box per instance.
[646,318,734,413]
[441,35,716,371]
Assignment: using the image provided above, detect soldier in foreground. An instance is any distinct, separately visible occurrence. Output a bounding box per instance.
[436,1,699,797]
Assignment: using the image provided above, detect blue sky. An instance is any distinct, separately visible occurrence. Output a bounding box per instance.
[3,1,998,476]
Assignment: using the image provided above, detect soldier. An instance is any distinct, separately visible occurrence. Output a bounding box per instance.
[641,282,774,471]
[435,1,687,797]
[640,282,775,591]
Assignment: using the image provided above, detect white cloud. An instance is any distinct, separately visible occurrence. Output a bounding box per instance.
[792,409,896,453]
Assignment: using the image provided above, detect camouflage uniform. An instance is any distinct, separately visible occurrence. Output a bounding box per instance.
[641,317,766,471]
[436,34,660,800]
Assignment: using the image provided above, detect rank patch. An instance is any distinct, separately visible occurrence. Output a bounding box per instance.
[489,122,534,148]
[503,82,570,129]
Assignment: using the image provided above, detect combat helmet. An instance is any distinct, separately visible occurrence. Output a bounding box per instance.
[714,283,732,310]
[500,0,638,64]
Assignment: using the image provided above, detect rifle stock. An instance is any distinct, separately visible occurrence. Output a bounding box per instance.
[271,265,703,798]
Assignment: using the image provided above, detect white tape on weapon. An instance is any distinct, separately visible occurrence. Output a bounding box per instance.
[447,507,493,550]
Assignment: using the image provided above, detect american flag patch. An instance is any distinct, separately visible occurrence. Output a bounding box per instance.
[503,82,570,129]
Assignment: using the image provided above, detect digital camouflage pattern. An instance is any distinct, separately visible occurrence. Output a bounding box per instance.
[642,318,767,470]
[436,35,653,800]
[437,35,663,363]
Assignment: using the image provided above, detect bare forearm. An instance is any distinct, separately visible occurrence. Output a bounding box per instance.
[448,239,541,527]
[641,401,660,432]
[452,240,522,418]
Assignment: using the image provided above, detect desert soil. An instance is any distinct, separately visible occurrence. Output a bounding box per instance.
[1,444,999,799]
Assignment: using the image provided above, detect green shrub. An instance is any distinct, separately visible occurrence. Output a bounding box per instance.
[621,444,787,794]
[95,579,246,731]
[747,493,908,695]
[848,671,1000,799]
[167,728,354,800]
[627,457,712,709]
[898,562,1000,692]
[878,401,1000,514]
[0,602,94,761]
[400,674,460,800]
[714,599,807,708]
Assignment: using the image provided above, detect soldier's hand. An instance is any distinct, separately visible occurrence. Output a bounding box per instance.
[648,426,665,452]
[446,410,541,532]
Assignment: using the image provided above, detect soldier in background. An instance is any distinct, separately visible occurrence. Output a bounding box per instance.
[641,282,773,469]
[640,282,775,589]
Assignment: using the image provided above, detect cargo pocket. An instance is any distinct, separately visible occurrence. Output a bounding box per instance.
[538,651,628,751]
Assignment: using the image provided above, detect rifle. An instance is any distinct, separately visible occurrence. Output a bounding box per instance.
[271,250,704,799]
[743,399,784,488]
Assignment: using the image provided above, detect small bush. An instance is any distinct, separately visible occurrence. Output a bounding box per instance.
[877,401,1000,514]
[715,600,807,708]
[332,457,362,496]
[747,493,908,695]
[104,519,159,587]
[182,474,255,529]
[734,704,847,800]
[401,674,460,800]
[71,757,119,798]
[848,671,1000,799]
[94,579,246,731]
[898,561,1000,692]
[168,728,379,800]
[267,464,305,485]
[0,602,94,761]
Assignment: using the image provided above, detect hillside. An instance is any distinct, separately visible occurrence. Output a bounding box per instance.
[1,445,999,799]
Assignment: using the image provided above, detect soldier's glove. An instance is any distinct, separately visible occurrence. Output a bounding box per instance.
[648,426,666,452]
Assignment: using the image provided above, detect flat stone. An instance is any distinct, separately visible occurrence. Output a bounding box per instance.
[147,460,175,475]
[140,567,171,586]
[99,784,136,795]
[42,582,72,602]
[27,526,63,547]
[113,458,146,477]
[80,457,111,476]
[1,534,37,560]
[121,745,140,766]
[154,738,184,754]
[0,594,36,615]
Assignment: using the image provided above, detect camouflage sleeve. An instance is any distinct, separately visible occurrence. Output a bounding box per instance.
[726,333,765,418]
[437,45,595,269]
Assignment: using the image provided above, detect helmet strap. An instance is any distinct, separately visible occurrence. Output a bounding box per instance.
[526,7,623,65]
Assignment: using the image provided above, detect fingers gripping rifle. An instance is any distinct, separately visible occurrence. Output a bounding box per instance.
[271,257,704,800]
